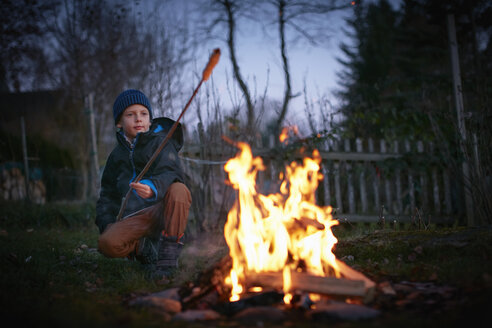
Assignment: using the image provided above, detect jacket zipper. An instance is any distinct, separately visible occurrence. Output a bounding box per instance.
[119,132,142,183]
[128,134,140,181]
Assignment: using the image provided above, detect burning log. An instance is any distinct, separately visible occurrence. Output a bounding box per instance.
[215,290,285,316]
[293,217,325,230]
[179,254,376,311]
[245,271,366,298]
[242,259,376,302]
[335,258,376,302]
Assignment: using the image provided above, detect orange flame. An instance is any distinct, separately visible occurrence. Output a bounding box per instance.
[279,126,300,144]
[224,142,339,302]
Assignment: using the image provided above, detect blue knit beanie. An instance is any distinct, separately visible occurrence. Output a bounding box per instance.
[113,89,153,124]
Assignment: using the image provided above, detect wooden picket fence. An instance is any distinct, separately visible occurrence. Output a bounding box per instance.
[180,137,461,225]
[312,138,457,224]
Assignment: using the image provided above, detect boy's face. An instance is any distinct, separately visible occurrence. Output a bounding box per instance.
[116,104,151,139]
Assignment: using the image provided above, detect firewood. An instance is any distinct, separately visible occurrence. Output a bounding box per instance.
[180,255,232,309]
[335,259,376,302]
[244,271,366,298]
[180,256,376,308]
[293,217,325,230]
[214,290,284,316]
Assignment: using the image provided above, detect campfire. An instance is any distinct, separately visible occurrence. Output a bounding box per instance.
[221,137,375,305]
[129,135,380,323]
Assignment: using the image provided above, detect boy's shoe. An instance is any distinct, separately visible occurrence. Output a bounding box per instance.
[154,236,184,278]
[135,233,161,265]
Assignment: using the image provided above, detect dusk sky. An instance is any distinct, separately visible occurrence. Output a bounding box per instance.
[108,0,405,131]
[170,0,404,129]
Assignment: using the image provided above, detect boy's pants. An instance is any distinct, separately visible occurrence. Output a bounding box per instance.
[98,182,191,259]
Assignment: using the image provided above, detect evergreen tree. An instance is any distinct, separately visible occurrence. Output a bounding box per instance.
[337,0,491,144]
[336,0,402,140]
[336,0,492,224]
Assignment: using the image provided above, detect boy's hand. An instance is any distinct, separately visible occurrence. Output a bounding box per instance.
[130,182,155,199]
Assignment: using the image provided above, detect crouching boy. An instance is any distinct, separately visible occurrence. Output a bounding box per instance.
[95,89,191,279]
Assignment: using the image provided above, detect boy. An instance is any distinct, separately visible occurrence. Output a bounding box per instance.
[95,89,191,279]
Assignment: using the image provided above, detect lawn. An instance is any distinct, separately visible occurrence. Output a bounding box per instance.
[0,201,491,327]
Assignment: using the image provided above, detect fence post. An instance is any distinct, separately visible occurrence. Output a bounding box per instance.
[345,140,355,213]
[21,117,31,202]
[332,139,343,213]
[322,162,331,207]
[405,140,415,214]
[417,140,428,212]
[394,140,402,214]
[86,93,99,199]
[443,169,452,215]
[320,136,331,207]
[368,138,380,212]
[356,138,368,213]
[381,139,392,214]
[429,142,441,215]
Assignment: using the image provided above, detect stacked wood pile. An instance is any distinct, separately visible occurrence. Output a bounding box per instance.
[0,166,46,204]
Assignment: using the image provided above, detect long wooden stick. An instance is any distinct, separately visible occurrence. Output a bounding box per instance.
[116,49,221,221]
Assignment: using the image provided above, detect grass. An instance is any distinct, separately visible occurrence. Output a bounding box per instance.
[1,226,158,327]
[0,200,491,327]
[334,225,492,285]
[0,201,229,327]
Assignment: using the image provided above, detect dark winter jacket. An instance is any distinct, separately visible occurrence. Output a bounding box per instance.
[95,117,185,234]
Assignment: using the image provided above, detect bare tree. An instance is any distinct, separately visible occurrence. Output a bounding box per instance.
[0,0,57,92]
[195,0,257,140]
[259,0,349,144]
[192,0,349,144]
[38,0,190,199]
